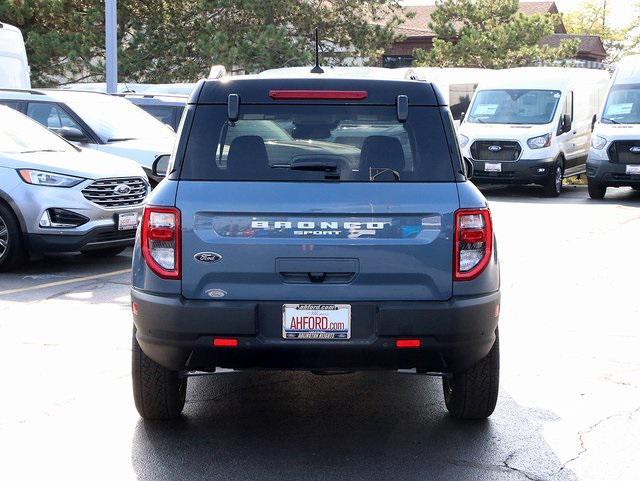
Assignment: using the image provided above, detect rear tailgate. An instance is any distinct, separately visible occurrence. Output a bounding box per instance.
[177,181,458,302]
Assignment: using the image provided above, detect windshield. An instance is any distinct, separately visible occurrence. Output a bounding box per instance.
[467,89,561,125]
[602,84,640,124]
[0,106,75,154]
[180,105,456,182]
[50,92,173,141]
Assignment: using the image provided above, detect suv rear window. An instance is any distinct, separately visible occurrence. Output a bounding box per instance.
[180,105,456,182]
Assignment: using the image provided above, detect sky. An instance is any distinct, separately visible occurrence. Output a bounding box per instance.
[400,0,637,28]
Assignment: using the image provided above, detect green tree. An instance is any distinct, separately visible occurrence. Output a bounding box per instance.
[413,0,578,68]
[0,0,406,86]
[563,0,635,63]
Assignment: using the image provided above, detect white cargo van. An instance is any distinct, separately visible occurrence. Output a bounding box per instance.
[0,22,30,89]
[458,67,609,196]
[413,67,496,124]
[587,55,640,199]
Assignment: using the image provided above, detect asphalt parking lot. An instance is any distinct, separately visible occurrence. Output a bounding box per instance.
[1,184,639,481]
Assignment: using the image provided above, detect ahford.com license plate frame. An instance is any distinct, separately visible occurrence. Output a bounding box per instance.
[282,304,351,340]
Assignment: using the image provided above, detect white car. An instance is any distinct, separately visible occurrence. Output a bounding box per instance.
[0,106,149,271]
[458,67,610,196]
[0,22,30,89]
[587,55,640,199]
[0,88,175,185]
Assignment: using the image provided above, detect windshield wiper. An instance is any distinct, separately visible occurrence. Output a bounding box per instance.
[601,117,620,124]
[107,137,138,142]
[20,149,63,154]
[370,167,400,181]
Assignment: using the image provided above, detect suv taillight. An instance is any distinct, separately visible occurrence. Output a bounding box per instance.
[141,206,181,280]
[454,208,492,281]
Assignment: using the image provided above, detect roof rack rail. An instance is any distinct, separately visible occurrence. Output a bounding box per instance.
[111,92,189,99]
[0,88,47,96]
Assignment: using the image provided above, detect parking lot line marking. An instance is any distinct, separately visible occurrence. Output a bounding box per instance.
[0,268,131,296]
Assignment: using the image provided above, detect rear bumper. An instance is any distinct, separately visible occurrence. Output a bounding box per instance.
[26,226,136,254]
[471,157,556,185]
[587,157,640,186]
[132,289,500,373]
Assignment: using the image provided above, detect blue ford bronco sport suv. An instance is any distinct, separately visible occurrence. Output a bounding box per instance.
[131,72,501,421]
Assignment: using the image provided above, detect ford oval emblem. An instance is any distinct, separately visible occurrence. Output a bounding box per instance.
[629,146,640,154]
[194,252,222,263]
[488,145,502,152]
[206,289,227,298]
[114,184,132,195]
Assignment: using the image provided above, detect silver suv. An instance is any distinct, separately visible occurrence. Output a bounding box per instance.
[0,106,148,271]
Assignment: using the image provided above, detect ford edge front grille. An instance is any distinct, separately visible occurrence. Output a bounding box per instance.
[82,177,148,208]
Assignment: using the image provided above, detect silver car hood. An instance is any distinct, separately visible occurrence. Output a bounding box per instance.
[0,149,147,181]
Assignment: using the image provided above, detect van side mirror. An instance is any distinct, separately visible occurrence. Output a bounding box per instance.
[228,94,240,122]
[459,111,466,122]
[561,113,572,133]
[591,114,597,132]
[463,157,474,179]
[58,126,89,142]
[396,95,408,122]
[152,154,171,178]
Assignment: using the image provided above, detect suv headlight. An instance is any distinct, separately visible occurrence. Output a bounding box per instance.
[591,135,607,150]
[527,133,552,150]
[18,169,84,188]
[458,134,469,148]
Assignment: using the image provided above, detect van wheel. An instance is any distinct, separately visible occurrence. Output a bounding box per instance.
[82,247,127,258]
[132,328,187,420]
[543,163,563,197]
[587,180,607,199]
[0,203,26,272]
[442,330,499,420]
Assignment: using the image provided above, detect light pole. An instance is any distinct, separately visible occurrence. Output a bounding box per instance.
[105,0,118,93]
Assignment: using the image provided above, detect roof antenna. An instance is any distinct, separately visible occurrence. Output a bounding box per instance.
[310,28,324,74]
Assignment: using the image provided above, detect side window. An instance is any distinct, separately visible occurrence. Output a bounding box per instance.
[26,102,84,132]
[0,100,21,111]
[449,83,477,120]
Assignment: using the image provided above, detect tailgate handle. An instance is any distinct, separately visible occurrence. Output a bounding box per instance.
[308,272,327,283]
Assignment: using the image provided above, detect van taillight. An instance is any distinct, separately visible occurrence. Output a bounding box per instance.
[454,208,492,281]
[141,206,181,280]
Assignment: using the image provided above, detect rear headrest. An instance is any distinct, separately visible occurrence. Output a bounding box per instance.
[359,135,405,172]
[226,135,269,175]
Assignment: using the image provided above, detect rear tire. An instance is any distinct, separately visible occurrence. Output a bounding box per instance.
[588,180,607,199]
[132,328,186,420]
[81,246,127,258]
[542,162,563,197]
[0,203,26,272]
[443,330,499,420]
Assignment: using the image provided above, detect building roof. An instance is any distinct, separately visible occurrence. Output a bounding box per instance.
[539,34,607,60]
[397,1,563,37]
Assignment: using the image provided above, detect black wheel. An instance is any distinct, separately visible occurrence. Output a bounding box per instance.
[542,162,563,197]
[132,328,186,420]
[0,202,26,272]
[443,330,499,420]
[587,180,607,199]
[82,247,127,258]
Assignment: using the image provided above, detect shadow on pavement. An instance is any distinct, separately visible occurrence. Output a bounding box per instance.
[131,371,575,481]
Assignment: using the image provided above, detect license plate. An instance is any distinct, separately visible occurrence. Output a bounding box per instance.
[117,212,138,230]
[485,162,502,172]
[626,165,640,175]
[282,304,351,340]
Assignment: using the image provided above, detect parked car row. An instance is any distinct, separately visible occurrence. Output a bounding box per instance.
[0,106,149,271]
